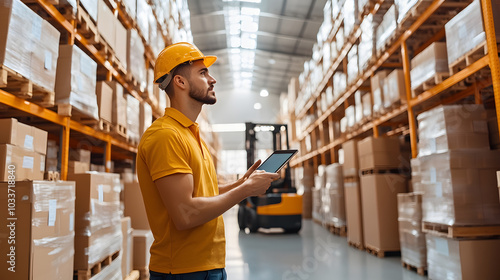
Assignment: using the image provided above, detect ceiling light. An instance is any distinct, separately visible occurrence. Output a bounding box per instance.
[212,123,246,132]
[260,89,269,97]
[241,7,260,16]
[254,103,262,110]
[241,72,253,78]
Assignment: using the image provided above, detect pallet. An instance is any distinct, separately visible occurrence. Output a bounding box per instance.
[44,171,60,181]
[95,119,112,133]
[397,0,434,30]
[75,250,120,280]
[360,168,401,176]
[326,224,347,237]
[422,222,500,238]
[448,41,496,84]
[124,270,140,280]
[56,103,99,124]
[111,123,128,140]
[365,244,400,258]
[343,176,359,183]
[0,65,55,107]
[347,241,364,251]
[411,72,450,97]
[402,261,427,276]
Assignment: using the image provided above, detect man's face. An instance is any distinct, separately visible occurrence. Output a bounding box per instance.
[187,60,217,105]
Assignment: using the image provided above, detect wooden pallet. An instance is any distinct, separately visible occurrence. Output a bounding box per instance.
[95,119,112,133]
[0,65,55,107]
[360,168,401,176]
[411,72,450,97]
[397,0,434,30]
[326,224,347,237]
[422,222,500,238]
[448,41,496,84]
[75,250,120,280]
[347,241,365,251]
[111,123,128,140]
[343,176,359,183]
[402,261,427,276]
[124,270,140,280]
[365,244,400,258]
[56,103,99,124]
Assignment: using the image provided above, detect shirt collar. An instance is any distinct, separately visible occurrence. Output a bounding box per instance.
[164,107,196,128]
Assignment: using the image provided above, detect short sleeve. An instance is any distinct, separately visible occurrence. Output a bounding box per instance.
[141,128,192,181]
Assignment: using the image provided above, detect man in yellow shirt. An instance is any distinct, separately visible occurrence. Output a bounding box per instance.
[136,42,279,280]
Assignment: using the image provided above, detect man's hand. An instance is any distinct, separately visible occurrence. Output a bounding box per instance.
[243,169,280,197]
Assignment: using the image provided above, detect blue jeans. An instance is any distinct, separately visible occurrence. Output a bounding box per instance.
[149,268,227,280]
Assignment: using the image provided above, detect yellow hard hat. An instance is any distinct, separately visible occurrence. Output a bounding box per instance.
[153,42,217,84]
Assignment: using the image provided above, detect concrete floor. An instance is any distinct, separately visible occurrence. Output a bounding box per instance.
[224,207,427,280]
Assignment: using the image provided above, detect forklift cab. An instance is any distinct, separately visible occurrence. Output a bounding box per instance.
[238,123,302,233]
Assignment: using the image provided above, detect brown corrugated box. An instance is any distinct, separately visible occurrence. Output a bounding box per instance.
[68,148,91,165]
[68,160,90,176]
[344,180,363,246]
[67,172,122,270]
[97,0,115,49]
[114,17,128,69]
[106,81,128,129]
[132,229,154,271]
[121,217,133,278]
[361,174,407,251]
[342,139,359,177]
[96,81,113,123]
[357,136,402,170]
[0,180,75,280]
[0,118,48,155]
[124,180,150,230]
[0,144,45,181]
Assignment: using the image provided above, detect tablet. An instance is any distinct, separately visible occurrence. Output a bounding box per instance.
[256,150,298,173]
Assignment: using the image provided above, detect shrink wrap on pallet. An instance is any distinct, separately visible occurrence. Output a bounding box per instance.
[126,94,141,143]
[127,29,147,92]
[343,0,359,38]
[362,91,372,119]
[80,0,98,22]
[376,5,397,53]
[383,69,406,109]
[323,163,346,227]
[410,42,448,92]
[398,193,426,269]
[396,0,431,24]
[347,44,359,85]
[333,71,347,99]
[55,45,99,120]
[358,14,375,72]
[371,70,390,114]
[417,105,489,156]
[136,0,150,42]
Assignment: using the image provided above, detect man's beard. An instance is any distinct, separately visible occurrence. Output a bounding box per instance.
[189,84,216,105]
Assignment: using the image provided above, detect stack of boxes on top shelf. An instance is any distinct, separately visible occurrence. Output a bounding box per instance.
[410,104,500,279]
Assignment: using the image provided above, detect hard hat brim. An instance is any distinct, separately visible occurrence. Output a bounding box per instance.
[203,56,217,68]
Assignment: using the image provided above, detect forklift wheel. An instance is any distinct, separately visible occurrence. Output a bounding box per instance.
[237,205,246,230]
[246,208,259,233]
[284,226,301,234]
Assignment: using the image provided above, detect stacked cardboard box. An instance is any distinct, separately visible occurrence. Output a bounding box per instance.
[295,166,315,219]
[127,94,141,143]
[132,229,154,278]
[376,5,397,54]
[121,217,134,278]
[397,193,426,270]
[410,42,448,96]
[383,69,407,109]
[358,14,376,72]
[0,118,47,181]
[96,81,113,124]
[107,81,128,135]
[313,165,326,223]
[45,140,58,172]
[358,136,408,252]
[0,180,75,280]
[124,180,150,230]
[371,70,391,115]
[323,163,346,228]
[67,172,123,273]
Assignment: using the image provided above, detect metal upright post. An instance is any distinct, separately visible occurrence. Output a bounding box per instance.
[402,41,418,158]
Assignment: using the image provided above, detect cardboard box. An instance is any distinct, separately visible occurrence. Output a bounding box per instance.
[342,139,359,177]
[68,160,90,175]
[0,144,44,180]
[96,81,113,123]
[132,230,154,271]
[67,172,122,270]
[124,180,150,230]
[361,174,408,251]
[398,193,426,268]
[0,180,75,280]
[114,18,128,69]
[121,217,133,278]
[344,180,363,246]
[68,148,91,165]
[410,42,448,93]
[106,81,128,129]
[371,70,390,114]
[383,69,407,109]
[427,235,500,280]
[97,0,115,49]
[357,136,402,170]
[0,118,48,155]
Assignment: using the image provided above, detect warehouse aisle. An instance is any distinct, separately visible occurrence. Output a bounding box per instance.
[223,207,426,280]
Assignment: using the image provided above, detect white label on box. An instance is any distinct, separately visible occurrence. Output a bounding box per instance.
[22,156,34,169]
[48,199,57,226]
[98,185,104,202]
[44,51,52,70]
[473,120,488,133]
[429,138,437,153]
[435,238,449,256]
[69,212,74,232]
[24,135,34,151]
[32,16,42,41]
[435,182,443,198]
[430,167,437,183]
[91,199,95,214]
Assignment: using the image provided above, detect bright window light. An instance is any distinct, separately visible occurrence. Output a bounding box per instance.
[230,36,241,48]
[241,21,258,33]
[254,103,262,110]
[229,24,241,35]
[260,89,269,97]
[212,123,246,132]
[241,7,261,16]
[241,72,253,78]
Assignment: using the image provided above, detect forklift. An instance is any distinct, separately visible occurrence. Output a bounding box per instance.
[238,122,302,233]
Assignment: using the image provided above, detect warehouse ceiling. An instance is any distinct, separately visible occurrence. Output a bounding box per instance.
[187,0,327,97]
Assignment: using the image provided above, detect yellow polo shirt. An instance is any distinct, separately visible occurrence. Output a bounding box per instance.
[136,107,225,274]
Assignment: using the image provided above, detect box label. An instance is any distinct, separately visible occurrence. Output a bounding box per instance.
[24,135,34,151]
[44,51,52,70]
[48,199,57,226]
[98,184,104,202]
[434,182,443,198]
[429,138,437,153]
[22,156,34,169]
[69,212,74,232]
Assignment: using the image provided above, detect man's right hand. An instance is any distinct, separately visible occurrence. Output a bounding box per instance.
[243,170,280,197]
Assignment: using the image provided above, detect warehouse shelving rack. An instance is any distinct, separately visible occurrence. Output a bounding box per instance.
[290,0,500,170]
[0,0,218,180]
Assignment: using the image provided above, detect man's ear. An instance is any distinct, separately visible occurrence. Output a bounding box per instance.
[173,75,187,89]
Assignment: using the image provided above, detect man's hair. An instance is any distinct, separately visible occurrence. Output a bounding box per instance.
[162,61,193,96]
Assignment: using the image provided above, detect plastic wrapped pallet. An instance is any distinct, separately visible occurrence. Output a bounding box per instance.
[396,0,431,24]
[335,26,344,53]
[347,44,359,85]
[397,193,426,270]
[417,105,489,156]
[361,174,407,251]
[322,42,332,75]
[96,81,113,123]
[343,0,359,38]
[410,42,448,93]
[67,172,123,271]
[383,69,406,109]
[376,5,397,54]
[354,90,364,124]
[114,17,128,69]
[314,165,326,222]
[97,0,115,50]
[358,14,375,72]
[91,254,122,280]
[127,94,141,143]
[340,116,347,134]
[323,163,346,227]
[345,180,363,247]
[331,0,343,20]
[0,0,60,93]
[80,0,98,22]
[136,0,150,41]
[55,45,99,120]
[333,71,347,99]
[362,92,372,119]
[0,181,76,280]
[426,235,500,280]
[107,81,128,131]
[296,165,315,219]
[149,14,165,58]
[417,149,500,226]
[371,70,390,114]
[140,102,152,136]
[127,29,147,92]
[445,0,500,68]
[346,105,356,129]
[121,0,136,19]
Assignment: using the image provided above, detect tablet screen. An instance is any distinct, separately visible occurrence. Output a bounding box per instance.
[256,150,298,173]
